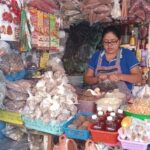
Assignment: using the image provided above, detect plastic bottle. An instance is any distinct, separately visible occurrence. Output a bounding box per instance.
[110,112,117,121]
[97,111,105,130]
[97,106,102,112]
[129,25,136,45]
[91,114,98,123]
[91,114,101,130]
[106,107,113,116]
[110,112,119,129]
[98,111,105,121]
[116,109,124,127]
[129,25,136,55]
[105,116,117,132]
[117,109,124,120]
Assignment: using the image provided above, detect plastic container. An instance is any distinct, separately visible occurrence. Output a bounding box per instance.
[63,112,92,140]
[89,124,118,144]
[97,98,123,112]
[22,116,67,135]
[118,136,149,150]
[77,100,97,113]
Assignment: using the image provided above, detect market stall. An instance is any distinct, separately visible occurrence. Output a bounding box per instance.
[1,0,150,150]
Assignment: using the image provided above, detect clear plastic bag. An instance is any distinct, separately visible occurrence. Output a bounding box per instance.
[0,41,11,56]
[2,124,25,141]
[92,80,118,91]
[0,70,6,108]
[6,79,33,93]
[0,54,10,74]
[6,89,28,101]
[0,52,24,74]
[27,133,43,150]
[9,53,24,73]
[4,99,26,112]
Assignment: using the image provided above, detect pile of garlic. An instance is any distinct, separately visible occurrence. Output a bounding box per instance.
[23,57,78,123]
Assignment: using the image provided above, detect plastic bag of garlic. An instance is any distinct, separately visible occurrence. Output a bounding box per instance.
[23,57,78,123]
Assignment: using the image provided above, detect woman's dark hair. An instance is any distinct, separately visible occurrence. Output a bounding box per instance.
[102,25,121,40]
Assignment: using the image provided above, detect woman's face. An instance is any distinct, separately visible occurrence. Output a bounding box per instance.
[102,32,121,54]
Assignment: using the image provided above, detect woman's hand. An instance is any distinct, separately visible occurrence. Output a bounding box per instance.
[108,73,121,82]
[97,74,108,82]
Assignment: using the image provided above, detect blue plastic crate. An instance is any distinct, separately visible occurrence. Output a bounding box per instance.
[63,112,92,140]
[22,116,67,135]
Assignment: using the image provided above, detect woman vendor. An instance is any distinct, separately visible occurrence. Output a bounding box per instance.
[84,25,142,99]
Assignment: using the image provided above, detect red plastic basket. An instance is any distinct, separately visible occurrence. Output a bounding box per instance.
[89,124,118,144]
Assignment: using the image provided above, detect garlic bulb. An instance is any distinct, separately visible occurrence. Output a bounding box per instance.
[36,80,46,90]
[111,0,121,19]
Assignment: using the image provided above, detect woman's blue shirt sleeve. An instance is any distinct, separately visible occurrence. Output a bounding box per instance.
[88,51,100,72]
[125,50,139,70]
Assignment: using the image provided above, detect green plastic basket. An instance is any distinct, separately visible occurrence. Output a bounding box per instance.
[124,111,150,120]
